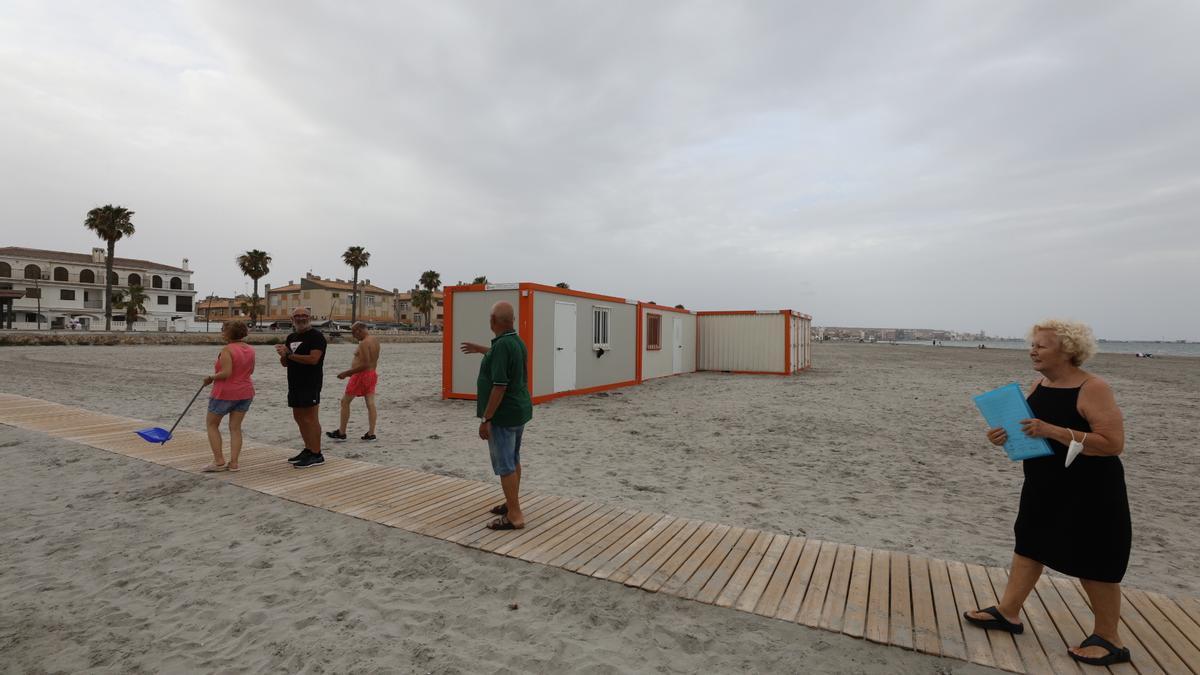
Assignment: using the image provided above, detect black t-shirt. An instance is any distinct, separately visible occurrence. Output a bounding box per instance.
[284,328,326,391]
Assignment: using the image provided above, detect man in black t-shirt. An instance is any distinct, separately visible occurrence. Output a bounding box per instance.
[275,307,327,468]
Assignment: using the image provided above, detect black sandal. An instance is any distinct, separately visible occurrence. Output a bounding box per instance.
[486,516,524,531]
[1070,634,1131,666]
[963,606,1024,634]
[490,504,508,515]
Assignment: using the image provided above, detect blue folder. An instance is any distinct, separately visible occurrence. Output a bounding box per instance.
[973,382,1054,461]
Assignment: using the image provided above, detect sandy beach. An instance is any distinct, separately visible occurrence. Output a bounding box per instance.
[2,340,1197,672]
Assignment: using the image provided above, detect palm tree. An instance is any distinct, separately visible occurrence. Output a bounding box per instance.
[235,249,272,329]
[418,270,441,331]
[343,246,371,324]
[112,285,149,332]
[239,296,264,319]
[84,204,135,331]
[472,276,489,285]
[410,289,433,330]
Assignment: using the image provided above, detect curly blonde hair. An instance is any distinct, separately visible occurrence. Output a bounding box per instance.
[1029,319,1097,366]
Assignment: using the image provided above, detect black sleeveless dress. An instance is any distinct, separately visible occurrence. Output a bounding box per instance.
[1013,383,1131,583]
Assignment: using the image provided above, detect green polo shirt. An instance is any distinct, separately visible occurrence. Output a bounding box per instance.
[476,330,533,427]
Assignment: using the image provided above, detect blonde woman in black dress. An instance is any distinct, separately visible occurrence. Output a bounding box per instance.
[964,319,1132,666]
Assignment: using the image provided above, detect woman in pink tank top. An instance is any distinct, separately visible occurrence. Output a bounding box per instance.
[201,320,256,472]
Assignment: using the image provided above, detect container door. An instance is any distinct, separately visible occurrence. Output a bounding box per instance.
[553,301,577,392]
[672,318,684,374]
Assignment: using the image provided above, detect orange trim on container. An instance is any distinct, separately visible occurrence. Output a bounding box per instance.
[445,392,476,401]
[520,282,627,305]
[640,302,692,315]
[782,309,792,374]
[519,289,535,398]
[441,287,455,399]
[635,304,644,383]
[531,379,640,404]
[709,369,790,376]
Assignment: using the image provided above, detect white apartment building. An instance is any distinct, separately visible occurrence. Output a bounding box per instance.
[0,246,197,330]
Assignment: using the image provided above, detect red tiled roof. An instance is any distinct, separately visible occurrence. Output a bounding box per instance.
[0,246,189,273]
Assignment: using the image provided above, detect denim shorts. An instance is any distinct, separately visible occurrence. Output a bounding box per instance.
[487,423,524,476]
[208,398,252,416]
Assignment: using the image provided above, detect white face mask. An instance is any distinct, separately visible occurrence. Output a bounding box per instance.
[1066,430,1087,467]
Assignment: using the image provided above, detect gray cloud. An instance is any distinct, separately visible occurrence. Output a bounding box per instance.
[2,1,1197,339]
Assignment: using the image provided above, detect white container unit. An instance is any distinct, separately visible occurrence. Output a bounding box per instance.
[443,283,812,405]
[638,303,696,381]
[442,283,637,404]
[697,310,811,374]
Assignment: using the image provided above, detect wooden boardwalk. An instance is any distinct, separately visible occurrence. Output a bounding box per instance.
[3,392,1199,674]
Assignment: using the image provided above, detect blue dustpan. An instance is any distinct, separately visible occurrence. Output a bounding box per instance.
[136,427,173,443]
[136,383,205,445]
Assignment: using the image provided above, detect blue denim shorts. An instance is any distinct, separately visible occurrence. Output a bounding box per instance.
[208,398,252,416]
[487,424,524,476]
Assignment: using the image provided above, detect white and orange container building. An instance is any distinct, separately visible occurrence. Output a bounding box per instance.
[442,282,811,404]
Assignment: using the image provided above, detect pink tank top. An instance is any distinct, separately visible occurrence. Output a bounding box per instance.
[212,342,256,401]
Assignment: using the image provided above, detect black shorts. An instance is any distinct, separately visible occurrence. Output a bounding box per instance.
[287,388,321,408]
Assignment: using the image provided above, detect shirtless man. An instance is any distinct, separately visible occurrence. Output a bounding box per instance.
[327,322,381,441]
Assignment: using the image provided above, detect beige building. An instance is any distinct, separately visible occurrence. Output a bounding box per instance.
[196,295,253,324]
[265,273,398,323]
[394,289,445,329]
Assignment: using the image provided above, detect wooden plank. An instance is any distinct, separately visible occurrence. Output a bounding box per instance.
[749,536,805,616]
[574,514,667,577]
[1178,597,1200,629]
[694,528,760,605]
[732,534,789,613]
[389,481,496,525]
[889,553,914,651]
[444,493,558,544]
[549,509,643,570]
[476,498,584,553]
[363,476,478,523]
[530,504,633,562]
[987,568,1060,675]
[327,468,432,509]
[948,560,995,668]
[606,517,691,584]
[842,546,873,639]
[637,521,721,593]
[774,537,823,622]
[497,501,604,558]
[673,526,744,601]
[1146,591,1200,654]
[967,563,1023,672]
[908,556,940,656]
[865,549,891,645]
[333,473,455,518]
[715,530,782,610]
[591,516,681,580]
[657,524,733,596]
[1123,586,1200,674]
[350,475,464,520]
[419,488,509,537]
[795,540,839,627]
[269,464,381,500]
[604,514,691,583]
[819,543,855,632]
[624,519,703,589]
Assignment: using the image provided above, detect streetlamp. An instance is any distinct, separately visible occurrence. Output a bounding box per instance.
[205,293,214,332]
[33,272,45,331]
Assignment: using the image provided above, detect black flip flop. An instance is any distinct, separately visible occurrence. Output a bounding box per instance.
[963,606,1024,634]
[490,504,508,516]
[1070,634,1132,666]
[486,516,524,531]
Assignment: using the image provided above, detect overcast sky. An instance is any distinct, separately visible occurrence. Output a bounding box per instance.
[2,1,1197,340]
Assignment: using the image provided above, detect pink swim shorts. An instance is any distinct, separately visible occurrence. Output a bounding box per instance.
[345,370,378,397]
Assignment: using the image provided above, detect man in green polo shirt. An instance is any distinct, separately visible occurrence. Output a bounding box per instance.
[459,301,533,530]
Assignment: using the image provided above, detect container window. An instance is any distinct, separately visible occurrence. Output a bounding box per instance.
[646,313,662,350]
[592,306,610,350]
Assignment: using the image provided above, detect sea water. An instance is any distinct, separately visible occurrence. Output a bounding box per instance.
[895,339,1200,358]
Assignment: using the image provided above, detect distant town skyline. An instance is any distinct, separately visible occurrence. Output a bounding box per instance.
[2,3,1197,341]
